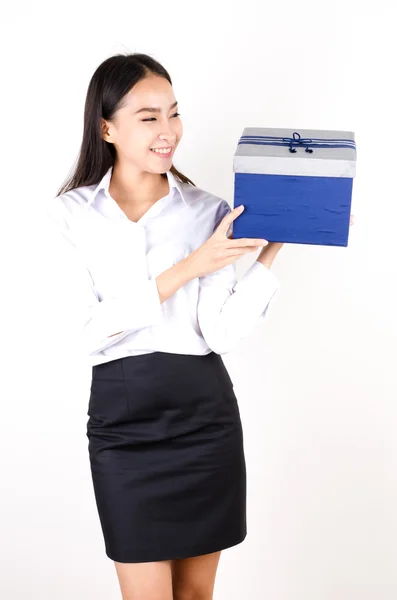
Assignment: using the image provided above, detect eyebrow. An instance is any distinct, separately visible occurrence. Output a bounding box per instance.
[134,100,178,115]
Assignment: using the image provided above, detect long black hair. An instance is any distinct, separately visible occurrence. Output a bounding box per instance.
[56,53,195,197]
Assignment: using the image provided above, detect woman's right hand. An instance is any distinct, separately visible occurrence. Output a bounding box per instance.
[185,205,268,278]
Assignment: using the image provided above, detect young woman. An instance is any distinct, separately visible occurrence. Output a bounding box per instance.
[46,52,331,599]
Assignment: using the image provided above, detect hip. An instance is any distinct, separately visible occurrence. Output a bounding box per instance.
[87,351,241,441]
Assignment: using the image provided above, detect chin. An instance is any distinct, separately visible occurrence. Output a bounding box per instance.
[148,157,174,171]
[144,164,172,175]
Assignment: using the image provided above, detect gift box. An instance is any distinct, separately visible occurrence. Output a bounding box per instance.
[232,127,356,246]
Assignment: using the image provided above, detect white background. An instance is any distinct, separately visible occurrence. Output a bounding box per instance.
[1,1,396,598]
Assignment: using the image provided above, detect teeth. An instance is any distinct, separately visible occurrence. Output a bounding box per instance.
[151,147,171,154]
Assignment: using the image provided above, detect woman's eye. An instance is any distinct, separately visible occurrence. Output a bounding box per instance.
[142,112,181,122]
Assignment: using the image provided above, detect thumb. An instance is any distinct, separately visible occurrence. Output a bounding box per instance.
[216,205,244,237]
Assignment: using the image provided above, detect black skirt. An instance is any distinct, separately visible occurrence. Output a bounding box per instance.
[86,350,247,563]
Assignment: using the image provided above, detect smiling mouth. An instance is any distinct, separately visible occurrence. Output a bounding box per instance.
[150,147,173,155]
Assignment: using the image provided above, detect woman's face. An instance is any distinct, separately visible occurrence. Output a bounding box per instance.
[102,73,183,174]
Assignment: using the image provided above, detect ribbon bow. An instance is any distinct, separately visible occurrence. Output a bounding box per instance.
[282,131,314,153]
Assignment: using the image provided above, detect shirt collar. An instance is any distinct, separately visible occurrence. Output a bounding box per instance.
[87,165,190,209]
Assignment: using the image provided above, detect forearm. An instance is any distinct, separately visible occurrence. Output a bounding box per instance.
[155,256,197,303]
[108,258,196,339]
[156,243,281,306]
[109,245,281,341]
[197,259,280,354]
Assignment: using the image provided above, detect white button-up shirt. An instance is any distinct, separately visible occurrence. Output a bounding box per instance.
[44,166,280,366]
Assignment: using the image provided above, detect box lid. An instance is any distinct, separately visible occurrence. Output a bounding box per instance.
[233,127,356,178]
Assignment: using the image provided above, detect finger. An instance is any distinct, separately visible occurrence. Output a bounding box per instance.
[224,246,263,257]
[217,205,245,236]
[226,238,268,248]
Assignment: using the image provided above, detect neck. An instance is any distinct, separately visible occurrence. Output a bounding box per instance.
[109,162,170,207]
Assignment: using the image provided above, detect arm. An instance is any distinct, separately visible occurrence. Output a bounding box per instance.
[108,261,193,337]
[195,201,281,355]
[45,208,194,357]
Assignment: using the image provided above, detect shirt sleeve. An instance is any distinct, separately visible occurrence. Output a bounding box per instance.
[45,201,163,357]
[196,199,280,355]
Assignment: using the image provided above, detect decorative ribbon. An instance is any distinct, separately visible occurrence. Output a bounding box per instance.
[282,131,314,153]
[237,133,356,152]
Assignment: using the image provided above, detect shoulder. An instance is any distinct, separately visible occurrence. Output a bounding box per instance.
[43,184,95,228]
[180,181,232,226]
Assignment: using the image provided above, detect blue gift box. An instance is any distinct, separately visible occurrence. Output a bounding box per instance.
[232,127,357,246]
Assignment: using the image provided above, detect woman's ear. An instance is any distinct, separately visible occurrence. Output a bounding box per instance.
[101,118,113,143]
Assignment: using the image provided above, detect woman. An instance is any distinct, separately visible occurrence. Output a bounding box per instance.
[46,52,285,599]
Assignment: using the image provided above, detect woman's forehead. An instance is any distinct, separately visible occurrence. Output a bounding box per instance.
[125,76,175,108]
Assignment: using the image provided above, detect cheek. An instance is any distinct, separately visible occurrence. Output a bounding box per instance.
[130,126,153,150]
[175,120,183,141]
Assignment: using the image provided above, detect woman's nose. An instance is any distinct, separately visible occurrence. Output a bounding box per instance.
[159,119,177,140]
[159,131,176,144]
